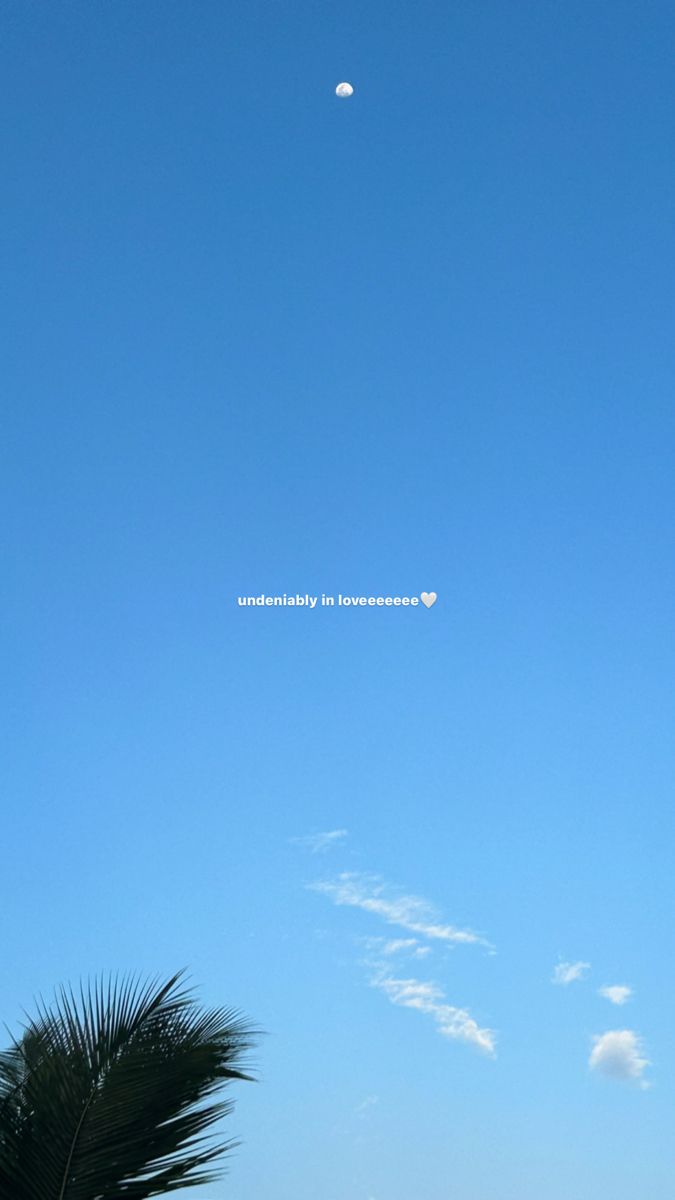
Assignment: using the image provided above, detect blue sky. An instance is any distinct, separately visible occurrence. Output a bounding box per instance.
[2,2,675,1197]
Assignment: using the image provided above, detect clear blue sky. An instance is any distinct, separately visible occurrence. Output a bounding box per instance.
[2,2,674,1197]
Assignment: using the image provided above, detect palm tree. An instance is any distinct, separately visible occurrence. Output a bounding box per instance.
[0,971,257,1199]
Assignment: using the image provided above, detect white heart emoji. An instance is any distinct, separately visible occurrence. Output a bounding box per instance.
[420,592,437,608]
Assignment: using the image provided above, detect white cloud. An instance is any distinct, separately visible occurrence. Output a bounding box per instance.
[371,969,495,1055]
[311,872,485,946]
[552,960,590,985]
[378,938,431,959]
[589,1030,650,1085]
[599,984,632,1006]
[381,938,417,954]
[311,870,493,1057]
[291,829,348,853]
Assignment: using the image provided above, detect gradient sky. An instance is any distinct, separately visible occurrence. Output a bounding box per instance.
[2,3,675,1198]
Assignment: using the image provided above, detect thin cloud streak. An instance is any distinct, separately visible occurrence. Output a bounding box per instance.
[292,829,348,853]
[370,968,496,1055]
[383,938,432,959]
[311,872,486,946]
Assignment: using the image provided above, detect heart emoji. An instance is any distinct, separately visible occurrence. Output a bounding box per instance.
[420,591,437,608]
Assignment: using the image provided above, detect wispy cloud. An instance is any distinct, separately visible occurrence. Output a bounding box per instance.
[364,937,432,960]
[599,984,632,1006]
[370,968,495,1055]
[310,872,485,946]
[291,829,348,854]
[589,1030,650,1086]
[552,960,590,985]
[310,869,493,1057]
[355,1095,379,1117]
[381,938,419,955]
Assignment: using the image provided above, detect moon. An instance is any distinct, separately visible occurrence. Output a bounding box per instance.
[335,82,354,98]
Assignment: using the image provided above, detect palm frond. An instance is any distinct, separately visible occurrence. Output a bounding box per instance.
[0,971,257,1200]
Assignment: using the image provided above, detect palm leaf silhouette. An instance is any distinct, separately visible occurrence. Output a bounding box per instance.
[0,971,256,1199]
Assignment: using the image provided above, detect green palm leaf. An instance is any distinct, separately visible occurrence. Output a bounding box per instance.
[0,971,257,1200]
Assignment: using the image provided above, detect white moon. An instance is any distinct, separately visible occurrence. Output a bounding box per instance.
[335,82,354,98]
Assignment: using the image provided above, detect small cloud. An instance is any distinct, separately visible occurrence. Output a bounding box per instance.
[552,960,590,986]
[382,938,419,955]
[599,984,632,1006]
[589,1030,650,1086]
[311,872,487,946]
[380,938,431,959]
[355,1095,379,1117]
[361,936,432,962]
[371,969,495,1056]
[291,829,348,854]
